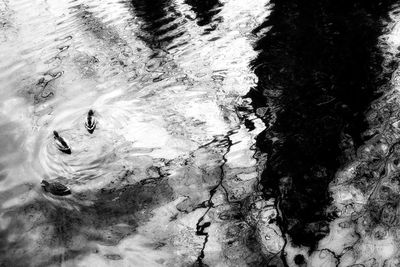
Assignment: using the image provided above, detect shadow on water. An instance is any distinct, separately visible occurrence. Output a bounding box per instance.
[0,178,173,267]
[74,5,130,48]
[248,0,398,250]
[130,0,185,51]
[184,0,223,33]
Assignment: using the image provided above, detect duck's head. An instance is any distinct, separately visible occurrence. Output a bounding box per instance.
[41,180,49,190]
[86,110,97,134]
[53,131,59,138]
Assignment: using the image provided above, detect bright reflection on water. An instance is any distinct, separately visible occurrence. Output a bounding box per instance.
[0,0,268,266]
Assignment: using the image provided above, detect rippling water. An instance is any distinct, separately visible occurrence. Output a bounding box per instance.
[7,0,400,266]
[249,0,400,266]
[0,0,269,266]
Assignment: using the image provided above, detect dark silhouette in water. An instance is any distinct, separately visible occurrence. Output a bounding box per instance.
[248,0,398,250]
[53,131,71,154]
[85,109,97,134]
[41,180,71,196]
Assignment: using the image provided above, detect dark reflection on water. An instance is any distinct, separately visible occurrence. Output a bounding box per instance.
[130,0,185,50]
[249,0,398,249]
[185,0,223,32]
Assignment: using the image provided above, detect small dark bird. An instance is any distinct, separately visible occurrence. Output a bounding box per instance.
[41,180,71,196]
[53,130,71,154]
[85,109,97,134]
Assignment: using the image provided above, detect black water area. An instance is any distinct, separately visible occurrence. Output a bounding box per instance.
[248,0,399,250]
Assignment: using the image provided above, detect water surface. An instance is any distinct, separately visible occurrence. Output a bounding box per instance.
[0,0,269,266]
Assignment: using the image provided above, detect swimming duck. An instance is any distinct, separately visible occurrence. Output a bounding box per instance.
[85,109,97,134]
[53,130,71,154]
[41,180,71,196]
